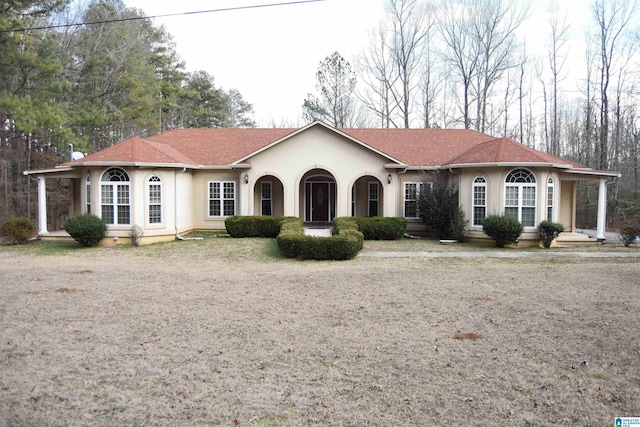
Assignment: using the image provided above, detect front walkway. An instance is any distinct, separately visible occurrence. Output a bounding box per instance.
[358,251,640,258]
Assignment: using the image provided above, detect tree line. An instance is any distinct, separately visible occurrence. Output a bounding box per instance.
[1,0,256,222]
[302,0,639,226]
[1,0,638,228]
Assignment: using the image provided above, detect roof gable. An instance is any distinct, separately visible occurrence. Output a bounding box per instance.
[71,136,196,165]
[446,137,587,168]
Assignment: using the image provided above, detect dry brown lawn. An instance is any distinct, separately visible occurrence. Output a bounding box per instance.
[1,238,639,426]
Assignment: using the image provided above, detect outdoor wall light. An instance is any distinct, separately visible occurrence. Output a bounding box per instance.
[244,173,249,184]
[387,174,392,184]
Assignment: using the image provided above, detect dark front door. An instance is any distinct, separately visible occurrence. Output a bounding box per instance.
[311,182,330,222]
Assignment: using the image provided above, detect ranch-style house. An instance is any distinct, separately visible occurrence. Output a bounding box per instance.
[24,121,619,245]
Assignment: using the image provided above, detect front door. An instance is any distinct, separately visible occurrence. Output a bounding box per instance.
[311,182,330,222]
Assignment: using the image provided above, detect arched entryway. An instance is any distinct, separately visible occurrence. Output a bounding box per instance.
[253,175,284,216]
[351,175,384,217]
[301,169,336,223]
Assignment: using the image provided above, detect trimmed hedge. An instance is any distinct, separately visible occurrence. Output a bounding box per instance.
[225,215,288,238]
[64,214,106,247]
[350,216,407,240]
[482,214,523,248]
[1,217,34,244]
[277,217,363,260]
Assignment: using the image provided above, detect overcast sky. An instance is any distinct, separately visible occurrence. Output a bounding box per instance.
[124,0,592,128]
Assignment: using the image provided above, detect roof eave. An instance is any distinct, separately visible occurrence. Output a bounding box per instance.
[444,162,574,169]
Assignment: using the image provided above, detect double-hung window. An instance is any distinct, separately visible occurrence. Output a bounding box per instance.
[472,176,487,226]
[404,182,424,218]
[368,182,379,217]
[209,181,236,217]
[504,169,536,227]
[261,181,272,216]
[85,175,91,214]
[546,177,554,221]
[101,168,130,225]
[148,176,162,224]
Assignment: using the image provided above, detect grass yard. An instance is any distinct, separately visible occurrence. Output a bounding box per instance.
[1,238,639,426]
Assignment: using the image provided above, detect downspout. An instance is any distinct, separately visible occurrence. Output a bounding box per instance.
[174,167,203,241]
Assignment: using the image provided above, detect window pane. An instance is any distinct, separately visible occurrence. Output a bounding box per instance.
[117,206,130,224]
[504,207,518,219]
[505,186,518,206]
[149,205,161,224]
[522,186,536,207]
[261,182,271,199]
[405,201,417,218]
[223,182,234,199]
[473,185,486,206]
[101,185,113,204]
[473,207,486,226]
[369,200,378,217]
[117,184,129,205]
[149,184,161,204]
[223,199,235,216]
[102,205,114,224]
[210,182,220,199]
[209,200,221,216]
[521,207,535,227]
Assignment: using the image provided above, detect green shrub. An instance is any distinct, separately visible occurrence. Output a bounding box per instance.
[64,214,106,247]
[482,215,523,248]
[418,177,467,240]
[225,216,286,238]
[538,221,565,248]
[351,216,407,240]
[1,217,34,244]
[618,224,640,247]
[276,217,363,260]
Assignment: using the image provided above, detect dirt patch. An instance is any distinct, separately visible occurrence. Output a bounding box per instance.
[454,332,484,340]
[0,238,639,426]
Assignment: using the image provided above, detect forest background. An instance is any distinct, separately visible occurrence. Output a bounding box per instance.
[1,0,639,230]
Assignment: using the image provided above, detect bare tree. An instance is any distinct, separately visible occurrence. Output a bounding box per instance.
[303,52,358,128]
[590,0,638,170]
[546,6,570,156]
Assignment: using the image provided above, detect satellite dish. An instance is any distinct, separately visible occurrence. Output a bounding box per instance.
[71,151,85,160]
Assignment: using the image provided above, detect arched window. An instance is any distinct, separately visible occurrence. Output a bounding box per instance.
[547,177,554,221]
[148,175,162,224]
[472,176,487,226]
[101,168,130,225]
[505,169,536,227]
[85,174,91,214]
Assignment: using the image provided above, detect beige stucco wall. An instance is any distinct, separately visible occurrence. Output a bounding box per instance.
[242,126,398,218]
[459,167,573,243]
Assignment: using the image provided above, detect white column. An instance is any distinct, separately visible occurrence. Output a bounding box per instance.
[240,173,252,216]
[37,176,48,235]
[596,179,607,241]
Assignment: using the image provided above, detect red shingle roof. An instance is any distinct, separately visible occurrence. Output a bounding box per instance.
[71,123,587,169]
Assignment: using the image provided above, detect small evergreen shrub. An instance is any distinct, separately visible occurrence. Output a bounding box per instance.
[351,216,407,240]
[538,221,565,248]
[1,217,34,244]
[64,214,106,247]
[618,224,640,247]
[225,215,286,238]
[482,215,523,248]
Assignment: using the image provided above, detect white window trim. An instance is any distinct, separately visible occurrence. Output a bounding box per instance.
[368,181,379,217]
[208,180,236,218]
[472,176,487,227]
[85,174,91,215]
[504,169,537,228]
[261,181,272,216]
[100,168,131,226]
[546,177,554,222]
[147,175,163,227]
[403,182,425,219]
